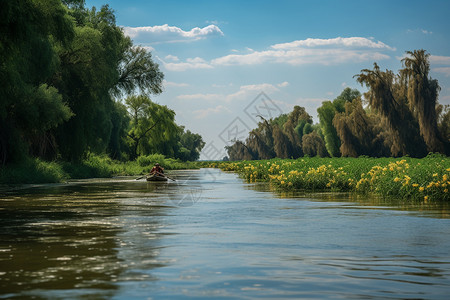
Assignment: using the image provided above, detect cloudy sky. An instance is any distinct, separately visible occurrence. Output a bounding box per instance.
[86,0,450,159]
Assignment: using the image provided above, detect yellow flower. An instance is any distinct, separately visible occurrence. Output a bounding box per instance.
[280,181,285,185]
[444,189,448,193]
[419,187,425,192]
[394,177,401,182]
[412,183,419,188]
[288,182,293,186]
[433,173,438,177]
[424,195,429,201]
[443,174,448,182]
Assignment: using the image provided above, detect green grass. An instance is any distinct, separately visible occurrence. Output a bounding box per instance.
[0,154,199,184]
[204,154,450,201]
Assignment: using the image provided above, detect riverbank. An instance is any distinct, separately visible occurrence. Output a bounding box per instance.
[0,154,198,184]
[204,154,450,201]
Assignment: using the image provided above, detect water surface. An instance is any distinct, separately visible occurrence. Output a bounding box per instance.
[1,169,450,299]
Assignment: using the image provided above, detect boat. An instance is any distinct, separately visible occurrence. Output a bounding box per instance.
[146,174,168,182]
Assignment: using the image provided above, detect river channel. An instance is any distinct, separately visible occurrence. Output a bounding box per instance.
[1,168,450,299]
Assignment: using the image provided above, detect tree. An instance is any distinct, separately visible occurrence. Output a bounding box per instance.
[125,95,178,159]
[317,88,361,157]
[53,4,164,161]
[107,101,130,160]
[318,101,340,157]
[437,105,450,146]
[178,129,205,161]
[113,46,164,97]
[283,106,312,158]
[302,131,327,157]
[225,140,253,161]
[0,0,75,164]
[333,98,388,157]
[400,49,445,153]
[355,62,427,157]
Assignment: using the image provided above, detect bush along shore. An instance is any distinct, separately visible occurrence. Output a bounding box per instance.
[205,154,450,201]
[0,154,199,184]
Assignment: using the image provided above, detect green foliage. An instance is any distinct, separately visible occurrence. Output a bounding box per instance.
[0,158,66,184]
[178,129,205,161]
[317,88,361,157]
[0,0,75,163]
[125,95,178,159]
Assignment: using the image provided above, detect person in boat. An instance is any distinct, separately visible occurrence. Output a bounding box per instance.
[149,163,165,176]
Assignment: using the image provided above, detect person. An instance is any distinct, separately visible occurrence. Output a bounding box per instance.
[150,163,164,176]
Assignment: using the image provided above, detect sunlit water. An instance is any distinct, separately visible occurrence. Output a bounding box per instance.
[1,169,450,299]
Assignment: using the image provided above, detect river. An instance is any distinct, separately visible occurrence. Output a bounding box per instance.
[1,168,450,299]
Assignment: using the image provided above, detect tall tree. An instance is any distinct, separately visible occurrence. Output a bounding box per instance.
[355,62,427,157]
[0,0,75,164]
[400,49,445,153]
[125,95,177,159]
[178,129,205,161]
[318,88,361,157]
[333,98,388,157]
[54,4,164,161]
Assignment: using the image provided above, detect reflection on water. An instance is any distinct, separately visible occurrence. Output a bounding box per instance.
[247,181,450,219]
[1,169,450,299]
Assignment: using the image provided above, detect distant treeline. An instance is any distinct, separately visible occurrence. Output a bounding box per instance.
[226,50,450,160]
[0,0,204,166]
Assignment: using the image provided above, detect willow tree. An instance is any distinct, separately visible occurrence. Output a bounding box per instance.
[333,98,388,157]
[355,62,426,157]
[437,105,450,144]
[245,116,276,160]
[318,88,361,157]
[283,106,312,158]
[125,95,177,159]
[225,140,253,161]
[273,125,293,158]
[302,131,327,157]
[0,0,75,164]
[400,50,445,153]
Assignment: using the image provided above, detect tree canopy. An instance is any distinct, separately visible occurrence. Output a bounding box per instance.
[0,0,203,165]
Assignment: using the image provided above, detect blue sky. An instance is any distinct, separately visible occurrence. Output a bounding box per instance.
[86,0,450,159]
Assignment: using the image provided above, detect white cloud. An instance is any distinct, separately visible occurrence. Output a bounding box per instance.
[430,55,450,65]
[165,55,179,61]
[271,37,395,50]
[166,37,394,71]
[123,24,223,44]
[176,83,280,103]
[177,93,222,101]
[164,81,189,88]
[225,83,279,102]
[277,81,289,88]
[211,48,390,67]
[407,28,433,35]
[140,46,155,52]
[434,67,450,77]
[162,56,213,72]
[193,105,231,119]
[430,55,450,77]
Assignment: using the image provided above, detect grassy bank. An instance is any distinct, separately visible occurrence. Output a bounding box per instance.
[205,155,450,201]
[0,154,199,184]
